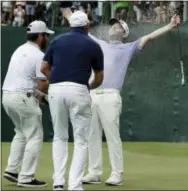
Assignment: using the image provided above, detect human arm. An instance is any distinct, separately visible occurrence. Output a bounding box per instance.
[89,70,104,90]
[40,41,54,80]
[62,7,106,45]
[35,89,49,105]
[41,60,51,80]
[139,15,180,49]
[89,44,104,90]
[13,9,18,16]
[35,54,49,91]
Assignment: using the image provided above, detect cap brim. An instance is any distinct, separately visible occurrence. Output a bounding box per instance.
[109,18,120,26]
[46,29,55,34]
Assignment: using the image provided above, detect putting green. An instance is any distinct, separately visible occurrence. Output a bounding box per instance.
[2,142,188,190]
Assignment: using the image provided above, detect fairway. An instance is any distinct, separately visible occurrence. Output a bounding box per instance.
[2,142,188,190]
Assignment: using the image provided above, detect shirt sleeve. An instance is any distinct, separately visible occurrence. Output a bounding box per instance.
[43,40,54,65]
[35,53,47,80]
[125,39,142,55]
[88,33,107,47]
[91,43,104,71]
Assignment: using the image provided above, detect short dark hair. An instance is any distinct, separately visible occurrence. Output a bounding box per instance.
[27,33,39,42]
[71,26,87,33]
[26,27,39,42]
[26,32,49,42]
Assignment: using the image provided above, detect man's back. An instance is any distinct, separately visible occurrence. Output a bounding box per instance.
[45,28,103,86]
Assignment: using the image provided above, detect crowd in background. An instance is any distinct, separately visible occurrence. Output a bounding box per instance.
[116,1,184,24]
[1,1,185,27]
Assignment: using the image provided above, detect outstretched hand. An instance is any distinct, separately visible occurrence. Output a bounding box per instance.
[169,15,180,28]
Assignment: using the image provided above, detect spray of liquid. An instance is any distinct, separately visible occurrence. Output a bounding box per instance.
[90,24,111,42]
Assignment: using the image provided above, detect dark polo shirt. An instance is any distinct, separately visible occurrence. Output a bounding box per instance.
[43,28,104,86]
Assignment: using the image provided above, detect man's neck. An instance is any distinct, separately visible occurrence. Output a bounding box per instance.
[71,27,87,34]
[108,36,123,44]
[27,41,41,49]
[109,40,123,44]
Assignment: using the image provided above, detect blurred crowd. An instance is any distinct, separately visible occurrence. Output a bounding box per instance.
[1,1,58,27]
[115,1,184,25]
[1,1,103,27]
[1,1,184,27]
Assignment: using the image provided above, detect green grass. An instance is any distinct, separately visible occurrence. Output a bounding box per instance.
[2,142,188,190]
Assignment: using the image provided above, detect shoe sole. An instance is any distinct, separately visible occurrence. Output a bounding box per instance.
[105,182,122,186]
[17,183,47,188]
[4,174,18,183]
[82,181,101,184]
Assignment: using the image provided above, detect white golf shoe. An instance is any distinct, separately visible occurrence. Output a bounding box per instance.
[82,174,101,184]
[105,173,123,186]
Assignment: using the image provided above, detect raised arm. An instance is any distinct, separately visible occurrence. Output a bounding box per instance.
[88,33,106,45]
[62,8,106,45]
[139,15,180,49]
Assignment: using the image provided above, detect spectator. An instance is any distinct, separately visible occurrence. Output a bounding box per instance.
[133,1,142,23]
[45,2,53,27]
[25,1,36,25]
[114,1,132,21]
[15,1,26,9]
[95,1,103,23]
[60,1,73,26]
[154,2,167,24]
[12,4,25,26]
[35,2,46,21]
[1,1,13,25]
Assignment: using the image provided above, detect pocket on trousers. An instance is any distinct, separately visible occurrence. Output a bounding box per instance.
[73,93,92,117]
[113,93,122,115]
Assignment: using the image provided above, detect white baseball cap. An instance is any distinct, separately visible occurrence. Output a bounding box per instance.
[109,18,129,38]
[27,20,54,34]
[69,10,89,27]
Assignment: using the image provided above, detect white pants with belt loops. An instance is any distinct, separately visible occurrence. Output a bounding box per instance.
[87,89,123,176]
[48,82,92,190]
[2,91,43,183]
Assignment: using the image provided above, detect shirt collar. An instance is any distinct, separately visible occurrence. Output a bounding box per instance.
[26,41,40,50]
[109,40,123,44]
[71,27,88,35]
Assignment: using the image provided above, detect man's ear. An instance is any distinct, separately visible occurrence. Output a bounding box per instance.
[84,23,90,32]
[64,17,69,27]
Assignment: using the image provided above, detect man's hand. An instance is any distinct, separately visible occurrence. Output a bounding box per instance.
[35,90,48,105]
[169,14,180,28]
[139,14,181,49]
[61,8,73,21]
[37,80,49,91]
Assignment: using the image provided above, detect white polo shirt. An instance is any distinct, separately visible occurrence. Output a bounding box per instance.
[2,41,46,93]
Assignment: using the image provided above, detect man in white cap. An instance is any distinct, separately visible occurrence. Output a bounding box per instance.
[63,10,180,186]
[41,11,104,190]
[2,20,54,188]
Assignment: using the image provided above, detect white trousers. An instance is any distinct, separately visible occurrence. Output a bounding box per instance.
[88,89,123,176]
[2,91,43,183]
[48,82,91,190]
